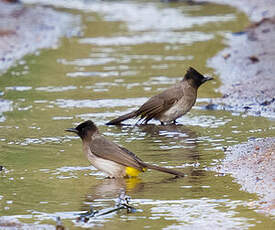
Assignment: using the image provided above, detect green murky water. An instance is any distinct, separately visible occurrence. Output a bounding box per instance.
[0,0,274,229]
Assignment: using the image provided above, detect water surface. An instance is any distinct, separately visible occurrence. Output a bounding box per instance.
[0,0,274,229]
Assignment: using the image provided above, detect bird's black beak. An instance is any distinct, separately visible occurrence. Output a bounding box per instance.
[65,128,78,134]
[203,76,213,83]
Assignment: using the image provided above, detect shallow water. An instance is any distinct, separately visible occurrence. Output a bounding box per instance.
[0,0,275,229]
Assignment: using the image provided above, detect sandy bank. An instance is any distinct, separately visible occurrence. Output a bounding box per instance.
[201,0,275,215]
[213,138,275,215]
[195,0,275,118]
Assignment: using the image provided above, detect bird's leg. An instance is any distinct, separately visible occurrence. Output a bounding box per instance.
[160,121,165,126]
[173,120,177,125]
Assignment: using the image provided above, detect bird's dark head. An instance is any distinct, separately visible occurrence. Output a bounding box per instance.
[183,67,213,88]
[65,120,98,139]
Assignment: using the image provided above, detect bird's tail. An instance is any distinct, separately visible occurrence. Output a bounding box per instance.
[106,111,138,125]
[143,163,185,177]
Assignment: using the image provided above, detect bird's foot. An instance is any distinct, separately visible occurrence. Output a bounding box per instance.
[105,176,116,179]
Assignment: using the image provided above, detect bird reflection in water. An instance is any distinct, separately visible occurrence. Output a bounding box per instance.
[124,124,199,160]
[118,124,207,181]
[77,186,138,223]
[85,177,143,201]
[77,177,143,220]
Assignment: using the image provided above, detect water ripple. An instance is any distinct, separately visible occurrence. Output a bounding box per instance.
[79,31,214,46]
[5,86,32,91]
[0,99,13,122]
[36,86,77,92]
[23,0,235,32]
[58,57,116,66]
[53,98,147,109]
[138,198,253,230]
[67,71,119,78]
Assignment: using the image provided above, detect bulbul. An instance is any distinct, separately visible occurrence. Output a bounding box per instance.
[65,120,185,178]
[106,67,213,125]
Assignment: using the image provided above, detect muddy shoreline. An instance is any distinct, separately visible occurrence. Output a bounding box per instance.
[198,0,275,215]
[213,137,275,215]
[196,0,275,118]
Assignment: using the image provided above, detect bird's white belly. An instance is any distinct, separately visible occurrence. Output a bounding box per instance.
[85,148,125,178]
[160,97,195,122]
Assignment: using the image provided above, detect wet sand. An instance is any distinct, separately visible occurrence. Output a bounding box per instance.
[208,12,275,117]
[213,138,275,215]
[200,0,275,214]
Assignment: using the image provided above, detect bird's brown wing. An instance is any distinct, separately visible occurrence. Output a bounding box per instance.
[137,85,184,123]
[89,135,144,170]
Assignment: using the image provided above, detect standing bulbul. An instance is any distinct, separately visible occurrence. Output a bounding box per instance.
[106,67,213,125]
[65,120,185,178]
